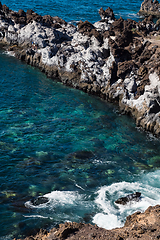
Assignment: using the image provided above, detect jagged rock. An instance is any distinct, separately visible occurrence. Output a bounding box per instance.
[115,29,133,48]
[99,7,115,21]
[112,17,124,33]
[139,0,160,18]
[31,196,49,206]
[1,1,160,137]
[77,20,103,42]
[15,205,160,240]
[115,192,141,205]
[117,61,138,79]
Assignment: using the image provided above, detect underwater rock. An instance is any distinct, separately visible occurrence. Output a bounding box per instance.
[66,150,94,161]
[115,192,141,205]
[11,200,31,213]
[31,196,49,206]
[0,190,17,204]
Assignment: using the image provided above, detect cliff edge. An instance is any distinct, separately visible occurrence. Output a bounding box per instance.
[15,204,160,239]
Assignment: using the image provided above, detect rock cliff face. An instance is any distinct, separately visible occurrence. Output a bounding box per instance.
[1,3,160,136]
[15,205,160,239]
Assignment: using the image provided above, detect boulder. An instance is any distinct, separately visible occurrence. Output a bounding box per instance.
[115,192,141,205]
[99,7,115,20]
[31,196,49,206]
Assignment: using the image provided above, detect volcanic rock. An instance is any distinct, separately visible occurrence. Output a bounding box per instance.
[14,205,160,240]
[115,192,141,205]
[139,0,160,18]
[0,2,160,137]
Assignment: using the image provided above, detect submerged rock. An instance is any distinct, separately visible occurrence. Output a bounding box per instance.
[30,196,49,206]
[115,192,141,205]
[66,150,94,161]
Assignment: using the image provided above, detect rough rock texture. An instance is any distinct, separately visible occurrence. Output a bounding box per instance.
[0,2,160,239]
[139,0,160,18]
[1,2,160,137]
[15,205,160,240]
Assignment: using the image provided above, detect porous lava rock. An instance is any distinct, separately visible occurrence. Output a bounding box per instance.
[139,0,160,18]
[14,205,160,240]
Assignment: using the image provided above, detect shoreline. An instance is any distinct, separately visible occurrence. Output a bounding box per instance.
[15,205,160,239]
[1,2,160,136]
[1,1,160,239]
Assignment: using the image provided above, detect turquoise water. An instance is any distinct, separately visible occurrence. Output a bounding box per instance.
[1,0,160,239]
[1,51,160,239]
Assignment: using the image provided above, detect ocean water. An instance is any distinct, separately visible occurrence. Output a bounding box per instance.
[0,0,160,239]
[2,0,143,23]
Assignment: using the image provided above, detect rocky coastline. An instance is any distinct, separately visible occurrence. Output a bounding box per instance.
[139,0,160,18]
[1,2,160,136]
[1,1,160,239]
[15,205,160,239]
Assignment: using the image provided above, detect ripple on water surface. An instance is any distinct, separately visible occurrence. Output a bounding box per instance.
[2,0,143,22]
[0,48,160,239]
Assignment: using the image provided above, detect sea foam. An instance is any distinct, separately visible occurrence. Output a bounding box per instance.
[93,170,160,229]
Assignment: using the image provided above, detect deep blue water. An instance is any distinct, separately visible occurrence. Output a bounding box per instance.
[2,0,143,23]
[1,0,160,239]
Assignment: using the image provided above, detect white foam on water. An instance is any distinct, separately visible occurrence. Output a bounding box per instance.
[4,51,15,57]
[93,213,121,229]
[24,190,93,224]
[44,190,82,206]
[93,170,160,230]
[24,170,160,230]
[23,214,53,219]
[25,190,83,209]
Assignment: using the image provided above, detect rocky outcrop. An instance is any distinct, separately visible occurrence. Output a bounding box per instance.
[115,192,141,205]
[139,0,160,18]
[1,2,160,137]
[15,205,160,239]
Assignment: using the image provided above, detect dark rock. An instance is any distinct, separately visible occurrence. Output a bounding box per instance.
[42,15,55,27]
[139,0,160,18]
[26,9,34,16]
[126,38,144,60]
[2,4,9,13]
[117,61,137,79]
[78,20,94,32]
[149,99,160,114]
[139,48,153,63]
[78,20,103,42]
[115,192,141,205]
[99,7,115,20]
[18,9,26,17]
[11,200,31,213]
[66,150,94,160]
[116,30,133,48]
[109,61,118,84]
[31,196,49,206]
[112,17,124,33]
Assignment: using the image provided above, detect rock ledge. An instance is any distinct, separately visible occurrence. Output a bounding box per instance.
[15,205,160,240]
